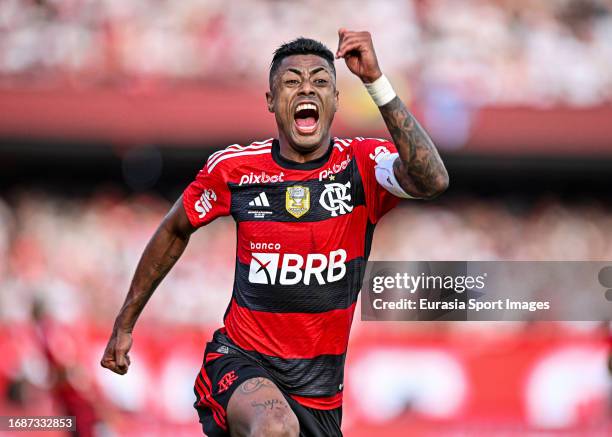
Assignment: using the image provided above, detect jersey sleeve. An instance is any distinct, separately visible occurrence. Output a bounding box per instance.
[353,138,416,223]
[182,162,232,228]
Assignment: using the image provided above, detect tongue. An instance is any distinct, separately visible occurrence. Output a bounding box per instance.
[296,117,316,128]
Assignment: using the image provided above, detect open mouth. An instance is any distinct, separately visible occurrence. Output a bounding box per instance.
[293,103,319,135]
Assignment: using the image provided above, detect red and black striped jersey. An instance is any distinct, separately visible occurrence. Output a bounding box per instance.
[183,137,408,410]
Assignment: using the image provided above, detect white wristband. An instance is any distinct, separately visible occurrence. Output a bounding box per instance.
[364,74,396,106]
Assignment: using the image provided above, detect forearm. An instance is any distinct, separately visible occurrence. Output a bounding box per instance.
[334,29,448,197]
[378,96,449,198]
[114,214,192,333]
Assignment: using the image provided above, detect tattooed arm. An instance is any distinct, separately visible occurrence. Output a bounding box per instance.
[379,97,449,198]
[337,28,449,198]
[100,196,196,374]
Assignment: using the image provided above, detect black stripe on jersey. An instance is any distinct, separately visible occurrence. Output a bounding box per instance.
[212,329,345,398]
[233,257,365,313]
[228,157,366,223]
[364,220,376,260]
[350,155,376,261]
[260,353,345,398]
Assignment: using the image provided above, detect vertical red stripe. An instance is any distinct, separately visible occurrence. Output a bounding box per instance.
[195,377,224,427]
[199,367,229,429]
[195,368,228,431]
[196,376,227,431]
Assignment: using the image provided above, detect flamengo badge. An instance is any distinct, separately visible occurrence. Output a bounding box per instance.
[285,186,310,218]
[320,182,353,217]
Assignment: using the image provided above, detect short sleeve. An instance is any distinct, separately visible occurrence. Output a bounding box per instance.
[182,164,232,228]
[353,138,412,223]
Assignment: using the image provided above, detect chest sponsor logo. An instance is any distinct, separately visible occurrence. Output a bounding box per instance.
[248,249,347,286]
[194,189,217,219]
[318,155,352,181]
[319,181,353,217]
[239,171,285,186]
[285,185,310,218]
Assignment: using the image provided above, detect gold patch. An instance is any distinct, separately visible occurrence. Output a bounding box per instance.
[285,186,310,218]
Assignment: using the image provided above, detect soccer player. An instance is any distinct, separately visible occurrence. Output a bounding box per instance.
[101,29,448,436]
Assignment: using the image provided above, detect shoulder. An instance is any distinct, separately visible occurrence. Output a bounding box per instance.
[350,137,393,148]
[339,137,396,163]
[205,138,274,174]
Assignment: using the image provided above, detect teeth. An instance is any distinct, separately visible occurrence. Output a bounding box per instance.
[295,103,318,113]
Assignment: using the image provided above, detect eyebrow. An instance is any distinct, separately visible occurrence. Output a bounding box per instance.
[286,66,328,76]
[310,67,327,75]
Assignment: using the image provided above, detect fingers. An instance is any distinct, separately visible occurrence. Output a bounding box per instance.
[336,30,373,58]
[337,40,368,59]
[114,349,129,375]
[100,352,124,375]
[100,335,131,375]
[100,352,129,375]
[100,351,115,370]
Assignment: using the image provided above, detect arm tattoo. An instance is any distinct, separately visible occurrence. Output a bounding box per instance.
[239,378,275,394]
[379,96,448,198]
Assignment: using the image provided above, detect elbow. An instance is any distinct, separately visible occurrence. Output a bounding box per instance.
[421,171,449,199]
[437,170,450,194]
[161,216,193,242]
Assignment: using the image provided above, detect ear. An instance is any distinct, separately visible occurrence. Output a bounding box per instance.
[334,89,339,112]
[265,91,274,113]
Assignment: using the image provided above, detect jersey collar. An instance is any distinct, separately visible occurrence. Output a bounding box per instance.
[271,138,334,170]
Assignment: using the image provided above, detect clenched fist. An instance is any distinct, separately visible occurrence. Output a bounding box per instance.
[100,329,132,375]
[336,28,383,83]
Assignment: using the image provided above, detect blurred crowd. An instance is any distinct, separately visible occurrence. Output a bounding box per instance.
[1,190,611,325]
[0,191,610,435]
[1,0,611,106]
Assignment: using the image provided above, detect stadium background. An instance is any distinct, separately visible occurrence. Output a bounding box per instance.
[0,0,610,435]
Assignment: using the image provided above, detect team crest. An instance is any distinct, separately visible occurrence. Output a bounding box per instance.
[285,185,310,218]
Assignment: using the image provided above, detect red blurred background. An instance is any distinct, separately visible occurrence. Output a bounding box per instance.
[0,0,610,436]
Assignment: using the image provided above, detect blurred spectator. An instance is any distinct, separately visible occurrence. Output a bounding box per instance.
[0,0,611,105]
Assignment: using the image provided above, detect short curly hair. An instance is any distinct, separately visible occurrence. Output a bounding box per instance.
[269,37,335,88]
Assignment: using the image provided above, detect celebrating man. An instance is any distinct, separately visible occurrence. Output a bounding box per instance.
[101,29,448,436]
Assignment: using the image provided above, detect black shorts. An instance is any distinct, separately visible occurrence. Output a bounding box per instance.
[193,336,342,437]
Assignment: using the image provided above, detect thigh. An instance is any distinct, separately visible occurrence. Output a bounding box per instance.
[227,377,298,437]
[194,344,270,436]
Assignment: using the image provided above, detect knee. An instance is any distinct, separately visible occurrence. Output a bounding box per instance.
[250,410,299,437]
